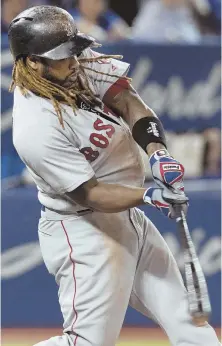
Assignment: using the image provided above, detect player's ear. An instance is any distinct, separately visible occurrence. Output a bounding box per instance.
[26,56,41,71]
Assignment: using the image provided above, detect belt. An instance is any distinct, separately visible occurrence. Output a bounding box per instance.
[41,205,92,216]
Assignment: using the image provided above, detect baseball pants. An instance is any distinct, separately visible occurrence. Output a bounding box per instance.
[35,207,220,346]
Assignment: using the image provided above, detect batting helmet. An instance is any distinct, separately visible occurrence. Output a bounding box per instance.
[8,5,95,61]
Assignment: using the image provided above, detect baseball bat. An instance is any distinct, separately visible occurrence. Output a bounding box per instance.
[175,206,212,326]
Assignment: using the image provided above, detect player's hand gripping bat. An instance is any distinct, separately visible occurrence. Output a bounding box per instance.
[175,205,212,326]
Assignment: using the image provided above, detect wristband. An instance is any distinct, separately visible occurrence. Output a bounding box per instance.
[132,116,167,152]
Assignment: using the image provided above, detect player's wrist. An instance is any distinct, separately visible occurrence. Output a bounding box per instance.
[149,149,171,166]
[146,143,166,157]
[143,188,154,206]
[132,116,167,153]
[143,187,163,207]
[143,187,170,217]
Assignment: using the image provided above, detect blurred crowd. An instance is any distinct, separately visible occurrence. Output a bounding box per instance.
[2,0,221,42]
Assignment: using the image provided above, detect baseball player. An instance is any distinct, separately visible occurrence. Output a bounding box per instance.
[8,6,220,346]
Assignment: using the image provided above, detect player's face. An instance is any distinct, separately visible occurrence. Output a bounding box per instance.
[27,56,80,88]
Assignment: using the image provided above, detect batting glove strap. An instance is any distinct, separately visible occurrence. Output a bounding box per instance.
[150,149,185,190]
[149,149,171,166]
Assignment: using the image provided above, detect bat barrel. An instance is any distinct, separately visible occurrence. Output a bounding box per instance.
[175,205,212,325]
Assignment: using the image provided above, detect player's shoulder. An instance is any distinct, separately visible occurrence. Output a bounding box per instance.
[13,87,61,140]
[13,87,57,121]
[79,48,112,65]
[12,92,65,161]
[14,87,52,111]
[79,48,129,77]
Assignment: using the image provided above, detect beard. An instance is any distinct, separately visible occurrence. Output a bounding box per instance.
[40,63,100,107]
[42,64,79,89]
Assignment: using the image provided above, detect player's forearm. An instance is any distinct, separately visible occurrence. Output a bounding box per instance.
[123,94,166,156]
[69,181,147,213]
[103,86,166,157]
[120,89,167,157]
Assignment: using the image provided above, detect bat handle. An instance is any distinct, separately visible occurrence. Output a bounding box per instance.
[174,204,185,223]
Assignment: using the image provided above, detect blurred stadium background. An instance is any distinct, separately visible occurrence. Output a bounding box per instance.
[1,0,221,345]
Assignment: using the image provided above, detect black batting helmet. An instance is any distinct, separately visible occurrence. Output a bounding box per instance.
[8,5,95,61]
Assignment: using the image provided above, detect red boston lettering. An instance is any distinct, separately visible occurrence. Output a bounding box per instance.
[93,119,115,138]
[79,147,99,162]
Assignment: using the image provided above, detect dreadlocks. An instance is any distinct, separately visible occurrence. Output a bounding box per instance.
[9,54,131,128]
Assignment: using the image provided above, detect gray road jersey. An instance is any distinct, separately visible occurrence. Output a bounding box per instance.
[12,49,145,215]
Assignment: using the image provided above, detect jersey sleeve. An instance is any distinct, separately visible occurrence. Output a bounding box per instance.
[81,49,130,100]
[14,124,95,194]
